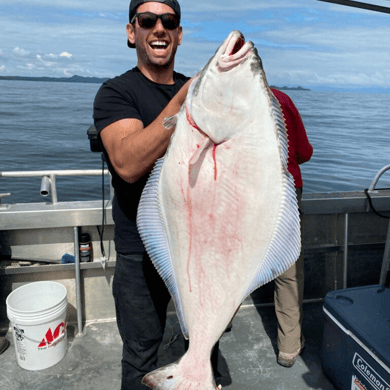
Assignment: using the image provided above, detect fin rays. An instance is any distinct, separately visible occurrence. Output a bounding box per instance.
[240,87,301,301]
[137,158,189,338]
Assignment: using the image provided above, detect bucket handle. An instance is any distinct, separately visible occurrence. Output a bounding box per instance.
[11,322,67,345]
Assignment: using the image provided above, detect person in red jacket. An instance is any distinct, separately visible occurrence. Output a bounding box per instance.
[271,88,313,367]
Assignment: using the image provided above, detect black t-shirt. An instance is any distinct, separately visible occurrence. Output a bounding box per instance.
[93,67,189,254]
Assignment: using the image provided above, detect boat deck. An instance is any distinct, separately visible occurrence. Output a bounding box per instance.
[0,302,336,390]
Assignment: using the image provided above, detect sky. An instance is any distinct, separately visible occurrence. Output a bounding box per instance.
[1,0,390,91]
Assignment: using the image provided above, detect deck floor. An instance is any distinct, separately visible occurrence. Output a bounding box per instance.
[0,302,336,390]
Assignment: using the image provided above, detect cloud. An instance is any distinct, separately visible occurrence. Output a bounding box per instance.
[256,22,390,87]
[4,0,128,12]
[180,0,310,13]
[1,0,389,88]
[13,47,30,56]
[0,46,82,76]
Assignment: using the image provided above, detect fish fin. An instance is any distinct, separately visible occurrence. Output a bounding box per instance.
[142,358,216,390]
[137,158,189,338]
[242,172,300,297]
[163,114,178,130]
[241,90,301,299]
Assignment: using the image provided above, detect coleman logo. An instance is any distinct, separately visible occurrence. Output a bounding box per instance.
[38,321,67,349]
[353,353,390,390]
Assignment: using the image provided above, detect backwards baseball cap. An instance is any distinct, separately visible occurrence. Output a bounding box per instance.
[128,0,181,48]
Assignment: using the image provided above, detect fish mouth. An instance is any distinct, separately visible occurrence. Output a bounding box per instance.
[217,31,254,72]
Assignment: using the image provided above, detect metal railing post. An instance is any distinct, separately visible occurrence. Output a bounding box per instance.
[380,222,390,286]
[73,227,83,336]
[50,174,58,204]
[343,213,349,289]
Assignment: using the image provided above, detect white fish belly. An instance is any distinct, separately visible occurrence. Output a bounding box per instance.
[159,101,285,347]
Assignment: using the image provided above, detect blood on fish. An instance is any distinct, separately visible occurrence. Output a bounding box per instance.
[186,106,200,131]
[212,145,218,181]
[187,144,218,294]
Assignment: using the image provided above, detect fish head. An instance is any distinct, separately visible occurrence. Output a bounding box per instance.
[186,30,264,144]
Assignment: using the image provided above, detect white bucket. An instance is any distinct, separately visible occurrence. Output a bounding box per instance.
[6,281,68,371]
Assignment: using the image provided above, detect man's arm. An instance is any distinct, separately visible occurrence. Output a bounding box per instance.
[100,79,191,184]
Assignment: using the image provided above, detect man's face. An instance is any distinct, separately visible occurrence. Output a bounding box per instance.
[127,2,183,70]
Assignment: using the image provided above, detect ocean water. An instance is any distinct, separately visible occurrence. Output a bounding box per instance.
[1,80,390,204]
[289,90,390,194]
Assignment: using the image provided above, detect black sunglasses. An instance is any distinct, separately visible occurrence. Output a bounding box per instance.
[131,12,180,30]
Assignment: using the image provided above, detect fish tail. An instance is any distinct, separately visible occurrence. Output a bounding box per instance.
[142,357,216,390]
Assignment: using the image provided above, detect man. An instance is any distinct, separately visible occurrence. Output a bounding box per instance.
[271,88,313,367]
[94,1,311,387]
[93,1,220,389]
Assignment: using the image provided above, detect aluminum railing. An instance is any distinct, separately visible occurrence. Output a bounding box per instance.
[367,164,390,193]
[344,164,390,289]
[0,169,112,204]
[1,169,113,336]
[369,164,390,286]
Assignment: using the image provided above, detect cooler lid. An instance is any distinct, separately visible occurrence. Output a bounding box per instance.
[323,285,390,368]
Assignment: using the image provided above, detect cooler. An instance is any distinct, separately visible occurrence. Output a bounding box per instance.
[322,285,390,390]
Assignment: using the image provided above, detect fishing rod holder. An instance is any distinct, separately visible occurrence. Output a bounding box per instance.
[40,175,57,201]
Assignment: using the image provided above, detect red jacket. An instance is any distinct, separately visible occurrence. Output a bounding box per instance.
[271,88,313,188]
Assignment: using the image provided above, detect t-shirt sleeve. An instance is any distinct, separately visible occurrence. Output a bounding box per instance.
[93,80,142,134]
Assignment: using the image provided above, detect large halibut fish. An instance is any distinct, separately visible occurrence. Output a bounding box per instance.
[137,30,301,389]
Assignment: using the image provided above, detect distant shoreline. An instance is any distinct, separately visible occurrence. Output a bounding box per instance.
[0,75,310,90]
[270,85,311,91]
[3,75,389,94]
